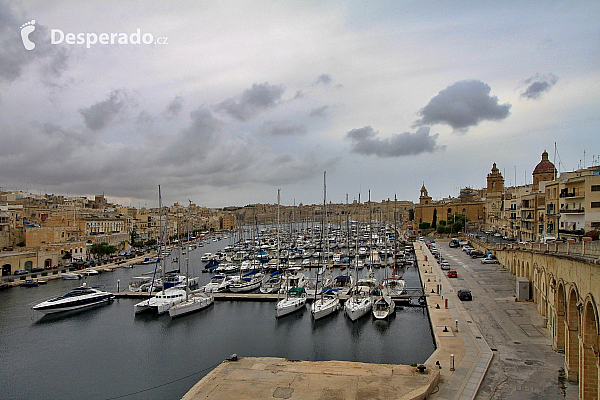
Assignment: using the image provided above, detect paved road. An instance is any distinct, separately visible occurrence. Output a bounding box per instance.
[438,244,578,400]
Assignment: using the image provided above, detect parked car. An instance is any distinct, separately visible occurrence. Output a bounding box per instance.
[470,250,486,258]
[14,269,28,275]
[481,257,499,264]
[31,267,44,273]
[462,245,474,252]
[457,289,472,301]
[447,270,458,278]
[440,261,450,270]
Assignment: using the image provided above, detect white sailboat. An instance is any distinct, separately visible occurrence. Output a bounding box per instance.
[373,290,395,320]
[345,193,375,321]
[310,172,340,321]
[134,186,187,315]
[276,286,307,318]
[169,200,214,318]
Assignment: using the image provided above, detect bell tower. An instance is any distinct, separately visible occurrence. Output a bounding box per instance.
[487,163,504,194]
[420,183,432,205]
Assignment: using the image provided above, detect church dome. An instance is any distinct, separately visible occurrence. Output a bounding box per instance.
[533,151,556,175]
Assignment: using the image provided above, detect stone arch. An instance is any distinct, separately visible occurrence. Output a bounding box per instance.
[580,296,599,399]
[555,281,566,352]
[566,286,581,382]
[525,261,531,280]
[533,266,540,304]
[24,260,33,271]
[44,258,52,268]
[539,269,547,316]
[1,263,11,276]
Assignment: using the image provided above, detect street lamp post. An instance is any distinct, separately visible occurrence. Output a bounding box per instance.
[556,213,561,241]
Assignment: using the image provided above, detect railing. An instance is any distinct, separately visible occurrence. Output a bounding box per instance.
[559,208,585,213]
[469,236,600,261]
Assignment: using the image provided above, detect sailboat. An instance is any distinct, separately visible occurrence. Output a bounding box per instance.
[261,189,282,295]
[345,192,375,321]
[311,172,340,320]
[134,186,187,315]
[276,286,307,317]
[169,200,214,318]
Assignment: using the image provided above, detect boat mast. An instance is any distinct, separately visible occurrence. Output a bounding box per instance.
[185,200,191,301]
[277,189,280,272]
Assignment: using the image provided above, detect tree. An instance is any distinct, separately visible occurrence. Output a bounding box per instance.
[89,243,117,259]
[584,230,600,241]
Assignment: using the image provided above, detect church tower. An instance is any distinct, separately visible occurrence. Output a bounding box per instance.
[487,163,504,194]
[419,183,432,205]
[532,150,557,191]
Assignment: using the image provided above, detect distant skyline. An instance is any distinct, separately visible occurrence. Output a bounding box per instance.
[1,1,599,208]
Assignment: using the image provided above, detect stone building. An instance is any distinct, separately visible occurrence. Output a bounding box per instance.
[413,184,484,232]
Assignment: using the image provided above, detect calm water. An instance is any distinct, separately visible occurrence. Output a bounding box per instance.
[0,238,435,400]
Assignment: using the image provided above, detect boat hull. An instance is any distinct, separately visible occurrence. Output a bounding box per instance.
[168,295,213,318]
[276,297,306,318]
[33,292,114,314]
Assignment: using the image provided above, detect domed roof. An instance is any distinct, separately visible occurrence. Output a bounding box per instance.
[533,151,556,175]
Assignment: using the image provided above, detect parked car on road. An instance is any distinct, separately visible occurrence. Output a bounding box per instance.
[14,269,28,275]
[457,289,472,301]
[481,257,499,264]
[31,267,44,273]
[470,250,486,258]
[448,270,458,278]
[440,261,450,270]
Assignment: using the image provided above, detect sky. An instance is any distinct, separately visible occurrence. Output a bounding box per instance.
[1,1,599,208]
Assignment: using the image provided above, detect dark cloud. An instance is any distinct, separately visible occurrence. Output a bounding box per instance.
[0,1,70,83]
[521,73,558,100]
[214,82,285,121]
[260,120,307,136]
[316,74,332,85]
[346,126,443,157]
[414,80,511,132]
[164,95,183,119]
[79,89,129,131]
[309,105,329,117]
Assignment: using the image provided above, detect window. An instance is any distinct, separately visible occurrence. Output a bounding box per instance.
[592,202,600,209]
[591,185,600,192]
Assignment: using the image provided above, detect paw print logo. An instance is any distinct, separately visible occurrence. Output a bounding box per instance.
[20,20,36,50]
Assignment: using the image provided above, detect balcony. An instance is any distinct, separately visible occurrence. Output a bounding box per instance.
[559,208,585,214]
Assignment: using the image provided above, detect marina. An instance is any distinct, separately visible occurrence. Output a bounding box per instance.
[0,235,435,400]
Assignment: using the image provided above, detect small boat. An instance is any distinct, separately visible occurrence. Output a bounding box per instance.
[61,272,82,280]
[20,279,39,287]
[276,287,307,318]
[32,283,114,314]
[81,269,99,276]
[372,292,395,320]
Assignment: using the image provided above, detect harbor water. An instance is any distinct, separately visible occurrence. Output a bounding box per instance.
[0,238,435,400]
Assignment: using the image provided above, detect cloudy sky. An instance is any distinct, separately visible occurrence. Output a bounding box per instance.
[1,1,599,208]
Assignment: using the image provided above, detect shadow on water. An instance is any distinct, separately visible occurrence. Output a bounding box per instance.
[33,303,110,325]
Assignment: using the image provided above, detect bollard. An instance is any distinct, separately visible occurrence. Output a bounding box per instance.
[117,279,120,292]
[445,298,448,308]
[450,354,455,371]
[455,320,459,332]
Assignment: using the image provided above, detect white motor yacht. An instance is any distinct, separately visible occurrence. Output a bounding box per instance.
[32,283,114,314]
